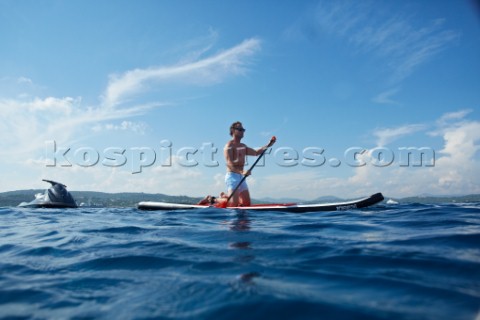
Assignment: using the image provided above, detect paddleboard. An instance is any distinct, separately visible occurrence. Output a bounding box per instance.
[137,192,384,212]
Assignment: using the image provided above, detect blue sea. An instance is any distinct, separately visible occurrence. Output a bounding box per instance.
[0,203,479,320]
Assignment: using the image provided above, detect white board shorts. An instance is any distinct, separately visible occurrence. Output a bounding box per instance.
[225,172,248,193]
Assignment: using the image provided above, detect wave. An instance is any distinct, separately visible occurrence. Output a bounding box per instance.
[0,204,478,319]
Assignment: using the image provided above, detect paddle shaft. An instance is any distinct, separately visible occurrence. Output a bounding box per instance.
[226,147,269,204]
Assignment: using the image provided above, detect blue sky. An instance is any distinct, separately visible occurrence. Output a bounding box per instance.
[1,0,479,199]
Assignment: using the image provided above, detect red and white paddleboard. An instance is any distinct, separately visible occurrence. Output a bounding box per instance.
[137,193,384,213]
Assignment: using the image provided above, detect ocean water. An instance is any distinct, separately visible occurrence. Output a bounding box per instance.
[0,203,479,320]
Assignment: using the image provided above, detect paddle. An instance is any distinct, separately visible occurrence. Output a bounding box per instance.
[216,136,276,208]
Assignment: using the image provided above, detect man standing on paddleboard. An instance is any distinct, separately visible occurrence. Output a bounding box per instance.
[224,121,276,206]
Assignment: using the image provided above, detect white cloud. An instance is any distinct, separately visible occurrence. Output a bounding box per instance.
[251,110,480,199]
[26,96,77,113]
[17,77,33,84]
[0,37,264,193]
[291,1,459,84]
[91,121,149,134]
[8,151,220,196]
[350,112,480,197]
[0,37,262,166]
[9,110,479,198]
[0,97,77,157]
[373,124,426,147]
[0,97,155,160]
[436,109,472,126]
[372,87,401,105]
[0,76,44,99]
[435,120,480,160]
[174,28,220,64]
[102,37,261,108]
[251,169,381,200]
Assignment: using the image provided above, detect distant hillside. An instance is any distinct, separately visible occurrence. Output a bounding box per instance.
[0,189,45,207]
[1,190,479,208]
[388,194,480,204]
[72,191,198,207]
[0,190,202,207]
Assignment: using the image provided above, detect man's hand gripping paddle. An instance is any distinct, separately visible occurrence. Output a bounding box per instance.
[215,136,276,209]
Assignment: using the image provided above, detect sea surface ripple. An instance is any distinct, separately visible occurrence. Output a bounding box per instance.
[0,203,479,319]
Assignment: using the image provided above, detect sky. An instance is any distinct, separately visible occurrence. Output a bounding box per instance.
[1,0,479,200]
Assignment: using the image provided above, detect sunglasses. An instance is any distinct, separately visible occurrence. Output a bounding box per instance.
[234,127,246,132]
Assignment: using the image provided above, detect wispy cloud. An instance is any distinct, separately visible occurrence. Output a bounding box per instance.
[436,109,472,126]
[306,1,460,84]
[173,28,220,64]
[0,37,262,162]
[372,87,401,105]
[17,77,33,84]
[286,0,460,106]
[373,124,426,146]
[91,121,149,135]
[428,109,473,137]
[385,19,459,83]
[0,76,45,98]
[102,38,261,108]
[0,97,155,158]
